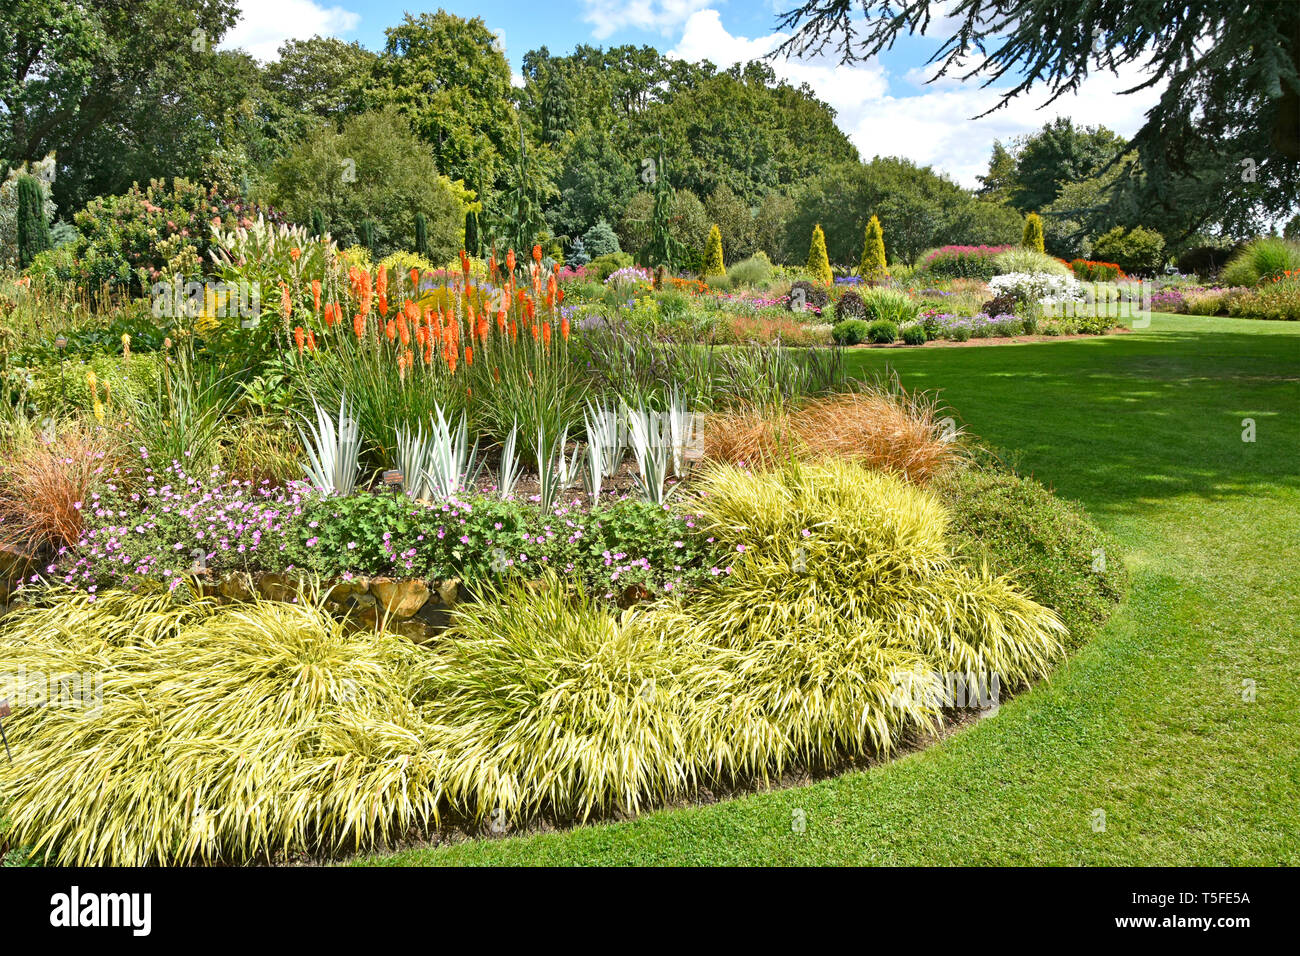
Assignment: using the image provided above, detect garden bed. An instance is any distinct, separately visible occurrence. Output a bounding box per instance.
[0,240,1132,867]
[844,326,1131,348]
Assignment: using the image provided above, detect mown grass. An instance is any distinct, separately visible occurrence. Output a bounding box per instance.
[358,313,1300,865]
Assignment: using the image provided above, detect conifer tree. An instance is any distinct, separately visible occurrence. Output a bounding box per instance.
[1022,212,1046,253]
[702,223,725,277]
[859,215,887,283]
[806,223,832,284]
[16,175,52,268]
[414,212,428,256]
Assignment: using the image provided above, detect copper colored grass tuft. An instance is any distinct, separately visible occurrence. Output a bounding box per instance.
[791,389,962,483]
[702,404,798,467]
[704,383,964,483]
[0,425,117,556]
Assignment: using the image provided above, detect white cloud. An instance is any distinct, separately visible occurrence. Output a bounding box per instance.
[221,0,361,61]
[668,9,1167,187]
[582,0,716,41]
[668,11,889,115]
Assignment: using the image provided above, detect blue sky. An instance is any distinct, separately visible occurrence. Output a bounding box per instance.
[222,1,1165,187]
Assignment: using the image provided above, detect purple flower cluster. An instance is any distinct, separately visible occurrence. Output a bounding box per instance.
[713,292,794,312]
[37,456,731,603]
[1149,288,1185,311]
[56,458,311,595]
[917,311,1029,341]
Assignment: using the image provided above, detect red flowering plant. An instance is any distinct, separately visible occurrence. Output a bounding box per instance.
[1069,259,1127,282]
[288,247,584,471]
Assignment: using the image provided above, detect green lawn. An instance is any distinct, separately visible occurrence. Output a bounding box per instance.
[358,313,1300,866]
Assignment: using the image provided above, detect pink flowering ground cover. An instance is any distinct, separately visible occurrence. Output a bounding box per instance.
[46,456,730,603]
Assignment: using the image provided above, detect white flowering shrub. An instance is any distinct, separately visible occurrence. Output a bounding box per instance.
[988,271,1085,305]
[604,265,652,288]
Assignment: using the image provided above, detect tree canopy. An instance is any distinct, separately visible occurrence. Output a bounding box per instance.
[776,0,1300,227]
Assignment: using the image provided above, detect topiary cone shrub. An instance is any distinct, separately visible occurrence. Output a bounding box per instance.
[702,223,725,277]
[806,223,832,284]
[1022,212,1045,254]
[859,215,888,284]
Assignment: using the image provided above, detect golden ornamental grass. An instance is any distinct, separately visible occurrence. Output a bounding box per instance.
[0,461,1065,862]
[426,575,693,823]
[0,586,442,866]
[650,459,1067,777]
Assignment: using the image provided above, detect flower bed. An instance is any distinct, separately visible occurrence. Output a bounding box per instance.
[28,459,727,612]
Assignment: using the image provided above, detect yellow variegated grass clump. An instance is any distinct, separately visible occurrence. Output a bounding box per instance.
[649,459,1066,776]
[426,575,692,822]
[0,461,1068,861]
[0,586,441,866]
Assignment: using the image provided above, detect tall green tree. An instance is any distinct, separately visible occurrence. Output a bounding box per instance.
[0,0,249,212]
[259,36,379,148]
[494,121,550,260]
[546,128,637,242]
[378,11,518,213]
[414,212,428,256]
[994,119,1126,213]
[263,107,465,260]
[787,157,988,265]
[640,149,687,270]
[776,0,1300,227]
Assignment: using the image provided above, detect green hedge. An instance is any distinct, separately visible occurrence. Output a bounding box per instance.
[935,463,1129,649]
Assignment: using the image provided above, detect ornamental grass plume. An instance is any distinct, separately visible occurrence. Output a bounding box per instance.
[703,378,963,484]
[0,422,117,556]
[787,384,964,484]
